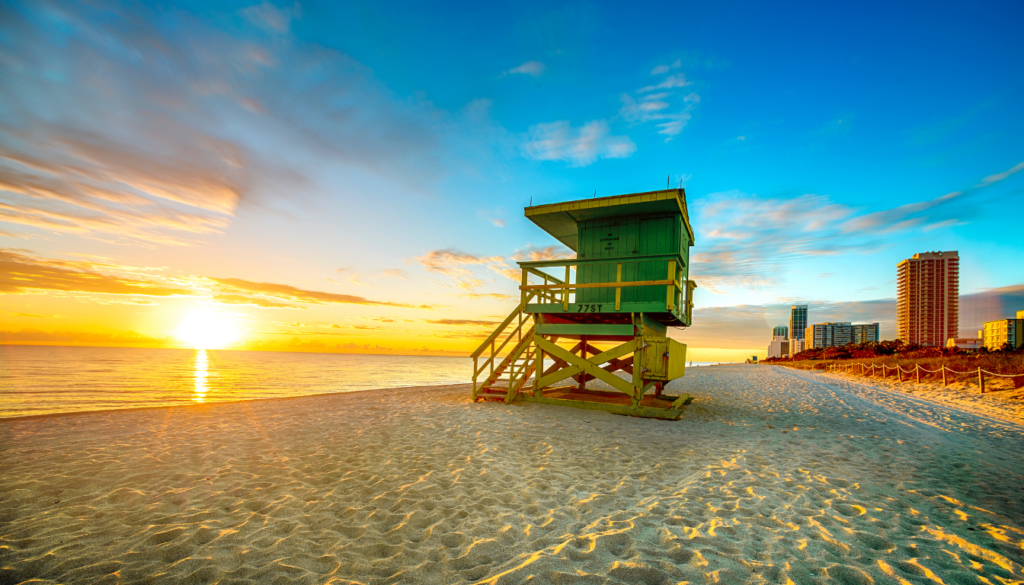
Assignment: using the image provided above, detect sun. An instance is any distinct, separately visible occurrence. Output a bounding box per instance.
[175,308,241,350]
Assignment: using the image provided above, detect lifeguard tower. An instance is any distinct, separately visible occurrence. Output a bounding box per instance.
[471,188,697,420]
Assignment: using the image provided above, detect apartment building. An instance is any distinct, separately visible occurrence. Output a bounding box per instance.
[806,322,880,349]
[982,313,1024,350]
[896,251,959,346]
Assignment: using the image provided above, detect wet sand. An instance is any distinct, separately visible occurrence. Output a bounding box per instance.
[2,365,1023,584]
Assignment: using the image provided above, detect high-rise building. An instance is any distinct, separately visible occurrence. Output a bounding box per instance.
[789,305,808,340]
[807,322,852,349]
[805,322,880,349]
[851,323,880,344]
[896,251,959,347]
[773,325,789,338]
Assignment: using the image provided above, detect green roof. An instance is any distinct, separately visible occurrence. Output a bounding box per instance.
[524,188,695,252]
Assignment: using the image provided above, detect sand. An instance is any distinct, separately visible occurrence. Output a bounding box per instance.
[1,365,1023,584]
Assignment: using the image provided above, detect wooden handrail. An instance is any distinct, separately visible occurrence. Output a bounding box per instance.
[470,301,524,359]
[521,278,679,292]
[518,254,683,269]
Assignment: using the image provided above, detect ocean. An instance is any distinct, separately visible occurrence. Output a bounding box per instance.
[0,345,473,419]
[0,345,725,419]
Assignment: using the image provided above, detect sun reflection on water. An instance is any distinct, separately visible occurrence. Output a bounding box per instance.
[193,349,208,403]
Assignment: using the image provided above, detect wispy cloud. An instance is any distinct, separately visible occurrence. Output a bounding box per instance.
[522,120,636,167]
[650,59,681,75]
[692,162,1023,293]
[976,161,1024,187]
[0,1,444,245]
[243,1,301,33]
[413,249,505,279]
[208,277,435,308]
[458,292,515,300]
[637,73,692,93]
[0,249,190,297]
[505,61,546,77]
[426,319,497,327]
[0,329,172,346]
[620,71,699,140]
[0,247,435,310]
[211,294,304,309]
[381,269,409,280]
[511,245,574,262]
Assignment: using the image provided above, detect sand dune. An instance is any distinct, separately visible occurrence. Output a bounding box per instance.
[2,366,1023,584]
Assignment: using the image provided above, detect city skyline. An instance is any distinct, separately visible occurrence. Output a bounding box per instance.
[2,1,1023,362]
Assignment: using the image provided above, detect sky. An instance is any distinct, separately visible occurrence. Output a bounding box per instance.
[1,0,1023,361]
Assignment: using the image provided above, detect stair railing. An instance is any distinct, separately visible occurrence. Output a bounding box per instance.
[471,297,535,397]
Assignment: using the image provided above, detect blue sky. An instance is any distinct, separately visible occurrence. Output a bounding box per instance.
[1,0,1022,359]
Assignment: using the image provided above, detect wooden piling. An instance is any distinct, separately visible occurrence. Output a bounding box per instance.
[979,367,985,393]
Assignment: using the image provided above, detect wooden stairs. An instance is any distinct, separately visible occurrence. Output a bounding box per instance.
[472,302,536,403]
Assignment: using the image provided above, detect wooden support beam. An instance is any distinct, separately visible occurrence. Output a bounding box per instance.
[563,265,570,311]
[534,337,639,396]
[670,394,693,409]
[666,261,676,311]
[615,263,622,311]
[579,336,587,392]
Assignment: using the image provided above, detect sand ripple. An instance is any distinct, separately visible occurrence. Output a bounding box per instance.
[2,367,1023,584]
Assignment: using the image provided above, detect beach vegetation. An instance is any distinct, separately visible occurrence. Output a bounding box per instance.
[763,340,1024,386]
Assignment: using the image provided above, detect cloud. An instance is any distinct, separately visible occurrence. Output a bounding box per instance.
[620,92,699,140]
[243,1,301,33]
[511,245,574,262]
[505,61,546,77]
[1,328,172,346]
[0,0,444,244]
[8,312,60,318]
[637,73,692,93]
[522,120,635,167]
[650,59,682,75]
[692,192,860,291]
[208,277,435,308]
[484,266,519,282]
[211,294,304,309]
[975,161,1024,187]
[458,292,515,300]
[413,249,507,287]
[691,163,1019,293]
[0,248,190,297]
[426,319,497,327]
[381,269,409,280]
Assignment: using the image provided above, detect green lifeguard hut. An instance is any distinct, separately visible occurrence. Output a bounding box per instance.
[471,188,697,420]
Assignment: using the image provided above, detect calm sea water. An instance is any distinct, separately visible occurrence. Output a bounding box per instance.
[0,345,474,419]
[0,345,725,419]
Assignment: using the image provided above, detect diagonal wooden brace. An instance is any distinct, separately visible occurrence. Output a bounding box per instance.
[535,337,639,397]
[575,355,633,384]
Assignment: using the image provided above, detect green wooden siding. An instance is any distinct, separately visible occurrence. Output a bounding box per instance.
[577,213,686,306]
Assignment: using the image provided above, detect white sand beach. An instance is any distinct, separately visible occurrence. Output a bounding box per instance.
[2,365,1023,584]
